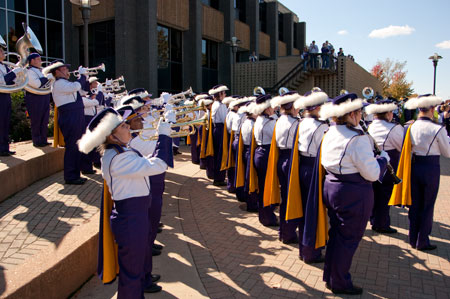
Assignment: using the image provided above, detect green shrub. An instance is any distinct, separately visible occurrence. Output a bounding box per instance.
[9,91,31,143]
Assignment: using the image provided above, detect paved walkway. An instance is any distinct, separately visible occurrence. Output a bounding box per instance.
[76,149,450,298]
[1,146,450,298]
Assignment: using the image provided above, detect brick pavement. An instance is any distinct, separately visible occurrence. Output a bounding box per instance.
[2,147,450,298]
[0,171,102,270]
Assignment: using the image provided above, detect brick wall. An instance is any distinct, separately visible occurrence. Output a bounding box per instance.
[342,57,383,98]
[235,61,278,96]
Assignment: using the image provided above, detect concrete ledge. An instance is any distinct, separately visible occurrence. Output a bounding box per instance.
[2,213,99,299]
[0,141,64,202]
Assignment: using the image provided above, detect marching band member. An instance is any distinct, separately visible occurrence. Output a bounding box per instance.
[0,45,24,156]
[365,100,403,234]
[237,101,258,212]
[190,93,208,165]
[390,95,450,251]
[78,108,172,297]
[222,95,241,192]
[264,91,301,244]
[199,96,215,179]
[230,97,253,201]
[319,93,388,295]
[79,77,103,174]
[252,94,279,226]
[287,90,329,263]
[24,53,52,147]
[209,84,229,186]
[44,61,90,184]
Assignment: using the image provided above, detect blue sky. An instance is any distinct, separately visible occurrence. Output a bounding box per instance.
[280,0,450,99]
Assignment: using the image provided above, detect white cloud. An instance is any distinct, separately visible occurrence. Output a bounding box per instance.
[337,30,348,35]
[368,25,415,39]
[436,40,450,49]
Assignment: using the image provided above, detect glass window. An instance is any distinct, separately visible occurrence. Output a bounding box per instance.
[0,0,5,8]
[157,26,169,62]
[46,20,62,58]
[201,39,207,67]
[29,0,45,17]
[278,12,284,42]
[7,11,26,56]
[0,10,6,44]
[170,29,182,62]
[46,0,62,21]
[29,16,46,55]
[7,0,26,12]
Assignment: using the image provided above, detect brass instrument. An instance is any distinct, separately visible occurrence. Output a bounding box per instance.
[340,89,349,95]
[94,76,125,93]
[70,63,105,77]
[253,86,266,96]
[0,35,5,48]
[312,87,322,92]
[1,23,43,93]
[168,87,194,104]
[131,118,207,141]
[362,86,374,100]
[278,87,289,95]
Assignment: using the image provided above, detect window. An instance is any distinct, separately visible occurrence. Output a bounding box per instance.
[278,12,284,42]
[157,25,182,94]
[259,1,267,33]
[234,0,245,22]
[79,20,115,80]
[1,0,65,64]
[202,39,218,89]
[201,0,219,10]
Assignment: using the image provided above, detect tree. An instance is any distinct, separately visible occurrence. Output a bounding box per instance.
[371,58,414,99]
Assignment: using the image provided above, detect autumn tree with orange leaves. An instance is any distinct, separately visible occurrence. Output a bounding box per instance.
[371,59,414,99]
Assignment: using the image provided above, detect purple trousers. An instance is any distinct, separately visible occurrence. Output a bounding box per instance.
[298,156,322,262]
[212,123,226,183]
[243,144,258,211]
[232,135,245,201]
[80,115,101,172]
[254,145,278,226]
[111,195,151,299]
[277,149,298,242]
[226,132,236,193]
[58,103,85,181]
[409,155,440,249]
[0,93,11,152]
[190,129,200,164]
[323,172,373,291]
[24,93,50,145]
[149,173,165,247]
[371,149,400,230]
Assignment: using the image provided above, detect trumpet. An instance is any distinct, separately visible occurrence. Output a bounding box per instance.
[168,87,194,104]
[131,118,208,141]
[70,63,105,77]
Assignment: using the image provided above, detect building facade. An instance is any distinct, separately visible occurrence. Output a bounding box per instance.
[65,0,306,95]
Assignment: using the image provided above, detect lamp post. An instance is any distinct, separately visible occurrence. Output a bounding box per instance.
[428,53,443,95]
[70,0,100,67]
[226,37,241,93]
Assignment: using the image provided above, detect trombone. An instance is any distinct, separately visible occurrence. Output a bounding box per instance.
[70,63,105,77]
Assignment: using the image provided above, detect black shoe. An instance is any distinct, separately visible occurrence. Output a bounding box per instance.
[331,285,363,295]
[213,181,227,186]
[304,255,325,264]
[82,170,96,175]
[7,150,15,155]
[263,222,279,227]
[0,151,11,156]
[373,227,397,234]
[80,177,88,183]
[325,283,331,290]
[93,163,102,169]
[157,227,163,233]
[153,244,164,250]
[151,274,161,282]
[418,244,437,251]
[144,283,162,293]
[158,222,164,228]
[246,208,258,213]
[282,238,298,245]
[33,143,46,147]
[173,148,181,155]
[65,178,86,185]
[192,161,200,165]
[152,248,161,256]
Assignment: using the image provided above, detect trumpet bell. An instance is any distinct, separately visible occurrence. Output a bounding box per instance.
[253,86,266,96]
[362,87,374,100]
[278,87,289,95]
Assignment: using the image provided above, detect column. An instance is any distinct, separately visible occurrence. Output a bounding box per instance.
[183,0,203,92]
[266,1,278,60]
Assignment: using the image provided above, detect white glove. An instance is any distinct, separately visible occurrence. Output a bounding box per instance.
[157,118,172,136]
[164,110,177,123]
[164,103,174,112]
[96,84,103,93]
[78,66,88,75]
[105,79,112,86]
[379,150,390,163]
[46,73,55,81]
